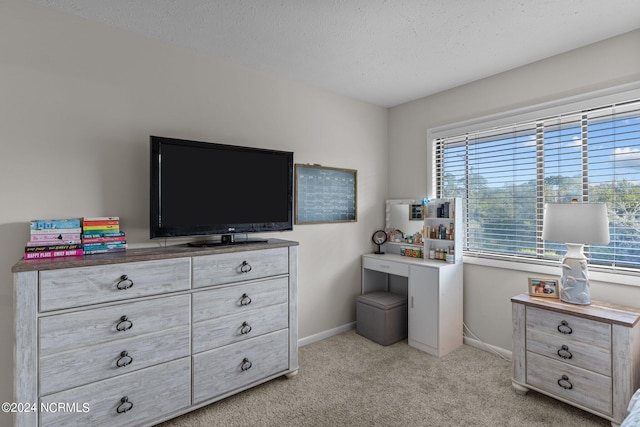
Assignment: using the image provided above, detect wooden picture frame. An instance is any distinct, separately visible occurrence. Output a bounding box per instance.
[528,277,559,298]
[409,204,424,220]
[294,164,357,224]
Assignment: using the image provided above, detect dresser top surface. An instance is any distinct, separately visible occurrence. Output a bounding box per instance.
[12,238,298,273]
[512,293,640,327]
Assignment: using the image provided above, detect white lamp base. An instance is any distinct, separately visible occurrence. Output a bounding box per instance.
[560,243,590,305]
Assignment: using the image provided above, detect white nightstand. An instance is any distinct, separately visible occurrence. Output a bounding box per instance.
[511,294,640,426]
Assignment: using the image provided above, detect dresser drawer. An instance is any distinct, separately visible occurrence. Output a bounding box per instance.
[527,351,612,415]
[40,357,191,427]
[39,258,191,311]
[192,277,288,322]
[192,247,288,288]
[40,325,190,396]
[40,295,191,356]
[192,329,289,403]
[363,256,408,277]
[526,306,611,350]
[193,303,288,353]
[526,328,611,376]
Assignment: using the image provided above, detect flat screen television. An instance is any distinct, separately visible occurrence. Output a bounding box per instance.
[150,136,293,245]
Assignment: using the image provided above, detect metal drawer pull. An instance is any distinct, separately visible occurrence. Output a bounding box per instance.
[241,358,253,371]
[240,321,252,335]
[557,320,573,335]
[557,375,573,390]
[557,345,573,360]
[116,396,134,414]
[116,275,134,290]
[240,293,252,306]
[116,315,133,332]
[240,260,252,273]
[116,351,133,367]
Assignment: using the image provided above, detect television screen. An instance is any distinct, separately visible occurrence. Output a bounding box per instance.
[150,136,293,243]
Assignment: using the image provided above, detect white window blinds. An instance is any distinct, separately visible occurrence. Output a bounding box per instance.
[435,99,640,270]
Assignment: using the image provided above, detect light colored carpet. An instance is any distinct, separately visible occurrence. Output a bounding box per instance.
[158,329,609,426]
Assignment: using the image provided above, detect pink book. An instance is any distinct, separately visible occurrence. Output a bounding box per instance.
[24,249,84,259]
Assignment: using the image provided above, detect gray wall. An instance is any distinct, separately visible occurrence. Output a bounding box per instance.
[388,29,640,352]
[0,1,387,423]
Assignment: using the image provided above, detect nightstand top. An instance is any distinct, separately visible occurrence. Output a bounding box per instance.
[511,293,640,327]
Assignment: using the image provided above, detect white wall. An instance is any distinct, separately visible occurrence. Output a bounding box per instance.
[0,1,387,424]
[389,29,640,352]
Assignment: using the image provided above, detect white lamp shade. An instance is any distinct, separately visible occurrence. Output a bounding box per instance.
[542,203,610,245]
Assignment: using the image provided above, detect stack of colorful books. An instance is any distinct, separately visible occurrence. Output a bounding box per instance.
[25,218,84,259]
[82,217,127,255]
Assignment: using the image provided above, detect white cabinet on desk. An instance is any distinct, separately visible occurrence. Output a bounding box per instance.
[361,253,462,357]
[408,265,438,351]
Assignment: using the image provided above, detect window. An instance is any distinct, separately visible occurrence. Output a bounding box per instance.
[434,99,640,271]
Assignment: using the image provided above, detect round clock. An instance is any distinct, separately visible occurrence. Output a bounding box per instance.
[371,230,387,254]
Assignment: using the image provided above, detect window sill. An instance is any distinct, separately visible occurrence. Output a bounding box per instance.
[463,254,640,288]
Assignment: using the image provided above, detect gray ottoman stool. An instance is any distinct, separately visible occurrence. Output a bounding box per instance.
[356,291,408,346]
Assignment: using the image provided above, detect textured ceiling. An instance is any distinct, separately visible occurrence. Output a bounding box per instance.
[29,0,640,107]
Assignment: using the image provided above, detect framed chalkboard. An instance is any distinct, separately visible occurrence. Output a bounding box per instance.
[295,164,357,224]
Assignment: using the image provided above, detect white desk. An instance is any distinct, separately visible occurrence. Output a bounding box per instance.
[361,253,463,357]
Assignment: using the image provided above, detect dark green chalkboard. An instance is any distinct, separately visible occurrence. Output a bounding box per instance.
[295,164,357,224]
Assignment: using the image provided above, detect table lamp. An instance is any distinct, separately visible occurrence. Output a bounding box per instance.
[541,201,610,305]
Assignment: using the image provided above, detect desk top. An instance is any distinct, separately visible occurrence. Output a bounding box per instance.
[362,252,457,269]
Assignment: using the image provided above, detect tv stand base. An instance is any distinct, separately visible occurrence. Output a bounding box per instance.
[188,235,269,247]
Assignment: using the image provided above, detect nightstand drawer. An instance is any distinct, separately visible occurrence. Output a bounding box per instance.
[192,277,288,322]
[526,306,610,350]
[527,351,612,415]
[40,295,191,357]
[526,328,611,376]
[39,258,191,311]
[192,248,288,288]
[40,357,191,427]
[192,329,289,403]
[193,303,288,353]
[362,257,408,277]
[40,325,190,396]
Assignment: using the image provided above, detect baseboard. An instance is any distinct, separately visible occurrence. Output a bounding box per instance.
[298,323,513,362]
[463,336,512,361]
[298,322,356,347]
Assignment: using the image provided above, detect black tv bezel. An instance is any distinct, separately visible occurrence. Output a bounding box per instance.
[149,136,294,242]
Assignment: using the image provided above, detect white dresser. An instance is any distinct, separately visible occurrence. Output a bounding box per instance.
[12,239,298,427]
[511,294,640,426]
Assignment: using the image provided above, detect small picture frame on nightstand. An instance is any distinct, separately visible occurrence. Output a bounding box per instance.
[528,277,559,298]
